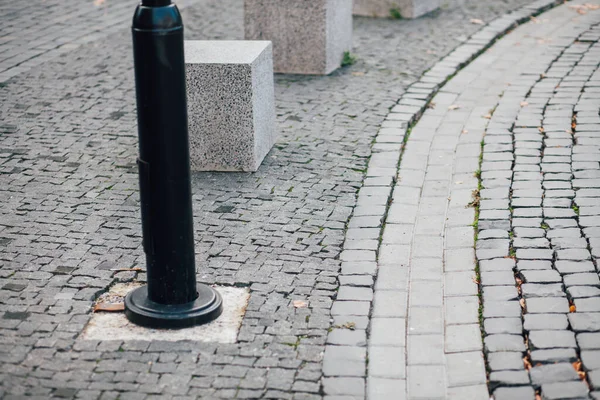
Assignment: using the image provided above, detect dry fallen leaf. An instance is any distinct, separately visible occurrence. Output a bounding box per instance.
[520,101,529,107]
[535,394,542,400]
[342,322,356,330]
[519,298,526,311]
[351,71,365,77]
[573,361,586,380]
[470,18,484,25]
[93,303,124,312]
[427,102,436,109]
[448,104,460,110]
[538,127,545,133]
[530,16,541,23]
[93,0,106,6]
[293,300,308,308]
[523,357,532,370]
[472,276,480,284]
[461,129,468,134]
[483,114,492,119]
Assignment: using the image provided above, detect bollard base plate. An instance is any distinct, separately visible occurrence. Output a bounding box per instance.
[124,284,223,329]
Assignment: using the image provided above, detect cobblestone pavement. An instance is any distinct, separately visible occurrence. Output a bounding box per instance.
[0,0,577,399]
[320,0,600,398]
[473,4,600,400]
[0,0,200,83]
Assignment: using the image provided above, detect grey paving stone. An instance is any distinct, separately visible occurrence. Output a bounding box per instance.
[378,245,410,266]
[410,281,443,306]
[517,260,553,271]
[368,346,405,379]
[516,248,554,260]
[513,237,550,249]
[445,248,476,272]
[447,385,489,400]
[524,313,569,331]
[563,273,600,287]
[327,329,367,347]
[481,271,516,286]
[550,237,589,250]
[373,291,408,318]
[476,239,510,259]
[521,270,562,283]
[577,333,600,350]
[525,297,570,313]
[408,307,442,334]
[337,286,373,302]
[493,386,535,400]
[484,318,523,335]
[367,377,406,400]
[322,377,365,397]
[489,370,530,389]
[445,272,478,297]
[568,313,600,332]
[407,365,445,399]
[541,380,589,400]
[530,363,579,387]
[573,298,600,312]
[445,296,479,325]
[339,275,374,287]
[332,301,371,316]
[556,248,592,261]
[323,346,366,377]
[529,330,577,350]
[342,261,378,276]
[568,286,600,299]
[530,348,578,365]
[487,351,525,371]
[410,258,443,282]
[483,285,519,301]
[555,260,596,275]
[521,283,566,298]
[407,334,443,365]
[374,265,409,291]
[480,258,515,272]
[484,334,526,353]
[445,324,482,353]
[370,318,406,347]
[445,351,486,387]
[581,350,600,371]
[483,301,522,318]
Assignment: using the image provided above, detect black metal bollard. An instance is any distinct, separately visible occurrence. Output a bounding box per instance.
[124,0,223,328]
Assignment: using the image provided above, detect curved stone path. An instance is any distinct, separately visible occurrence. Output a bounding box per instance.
[322,0,600,399]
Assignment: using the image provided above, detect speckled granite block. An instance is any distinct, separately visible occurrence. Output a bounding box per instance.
[354,0,440,18]
[244,0,352,75]
[184,41,276,172]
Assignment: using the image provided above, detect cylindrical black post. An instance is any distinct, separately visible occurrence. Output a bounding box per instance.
[124,0,222,328]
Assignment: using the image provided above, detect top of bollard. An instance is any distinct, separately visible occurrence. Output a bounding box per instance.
[141,0,171,6]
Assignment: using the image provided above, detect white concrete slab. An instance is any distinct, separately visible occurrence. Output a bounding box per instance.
[81,286,249,343]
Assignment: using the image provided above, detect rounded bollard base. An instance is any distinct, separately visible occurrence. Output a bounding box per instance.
[124,284,223,329]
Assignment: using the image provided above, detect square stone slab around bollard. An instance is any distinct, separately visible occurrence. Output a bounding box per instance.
[244,0,352,75]
[184,41,276,172]
[353,0,440,18]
